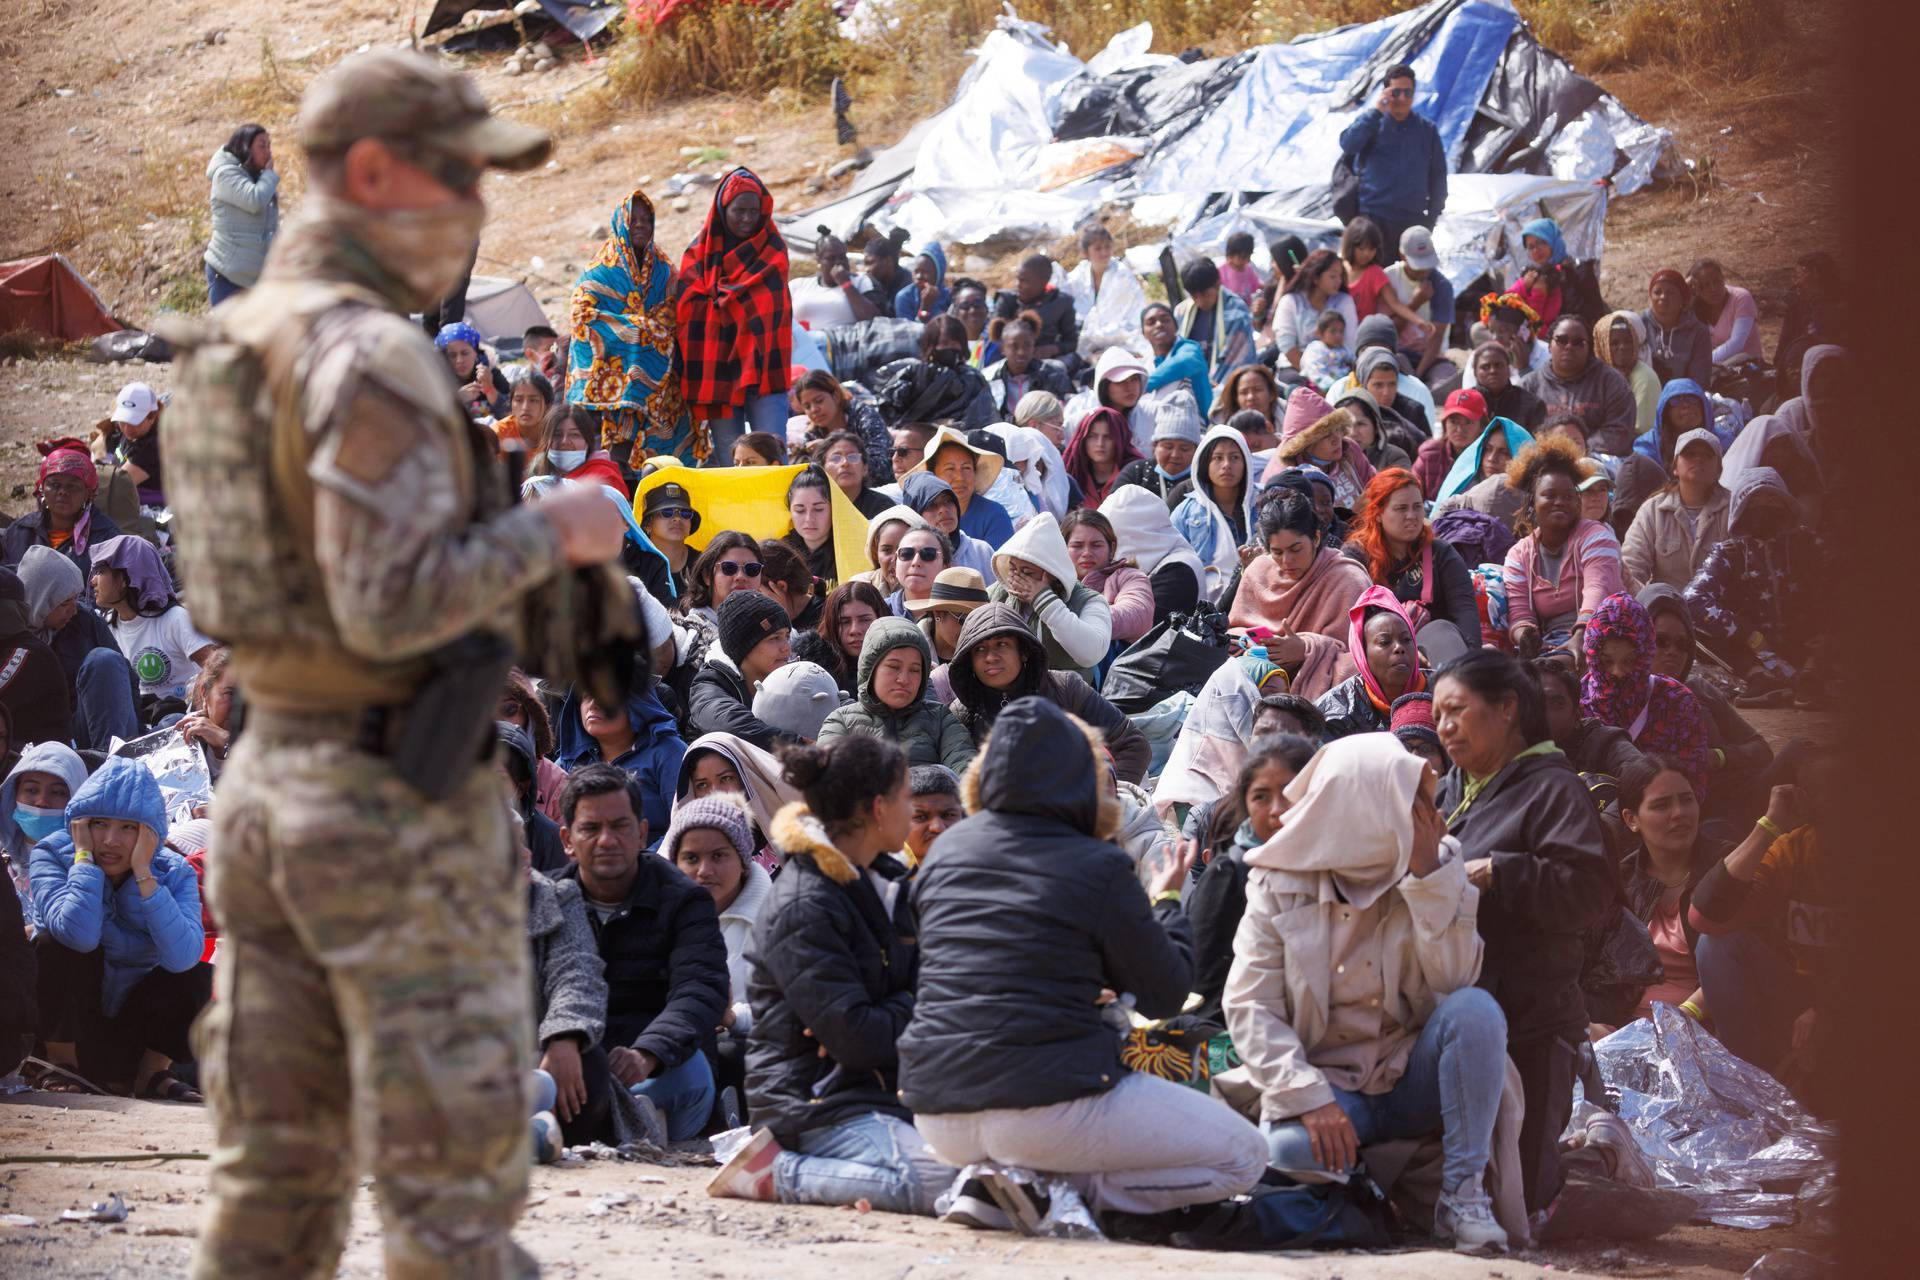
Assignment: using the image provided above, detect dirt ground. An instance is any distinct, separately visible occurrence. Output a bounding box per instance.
[0,1093,1830,1279]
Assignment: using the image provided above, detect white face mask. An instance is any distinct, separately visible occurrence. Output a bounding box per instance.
[547,449,587,473]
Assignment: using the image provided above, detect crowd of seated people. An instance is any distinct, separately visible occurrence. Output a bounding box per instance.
[0,98,1847,1266]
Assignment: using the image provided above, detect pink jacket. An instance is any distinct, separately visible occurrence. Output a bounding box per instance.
[1500,519,1623,638]
[1082,561,1156,645]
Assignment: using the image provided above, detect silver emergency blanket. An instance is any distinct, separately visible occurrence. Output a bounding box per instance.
[1579,1004,1836,1230]
[110,726,214,826]
[789,0,1672,294]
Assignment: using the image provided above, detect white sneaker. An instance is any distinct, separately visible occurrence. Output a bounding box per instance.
[1435,1177,1509,1254]
[530,1110,563,1165]
[1583,1113,1656,1188]
[940,1177,1014,1230]
[706,1127,784,1201]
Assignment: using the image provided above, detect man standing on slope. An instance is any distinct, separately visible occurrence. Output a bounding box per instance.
[1338,62,1449,266]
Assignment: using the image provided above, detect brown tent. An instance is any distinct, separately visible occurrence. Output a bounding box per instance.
[0,254,119,341]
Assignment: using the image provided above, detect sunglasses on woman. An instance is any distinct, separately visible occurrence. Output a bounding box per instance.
[895,546,942,563]
[718,560,764,578]
[652,507,695,521]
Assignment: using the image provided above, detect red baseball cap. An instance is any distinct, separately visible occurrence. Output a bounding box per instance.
[1442,388,1487,422]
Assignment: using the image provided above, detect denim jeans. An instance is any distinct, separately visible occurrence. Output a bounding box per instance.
[1263,986,1507,1190]
[702,391,791,467]
[630,1049,715,1141]
[205,262,244,307]
[1696,930,1813,1072]
[773,1112,952,1216]
[74,646,141,751]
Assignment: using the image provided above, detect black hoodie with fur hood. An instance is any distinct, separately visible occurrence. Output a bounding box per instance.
[897,697,1192,1114]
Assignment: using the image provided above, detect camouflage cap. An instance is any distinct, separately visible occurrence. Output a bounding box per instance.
[296,49,551,171]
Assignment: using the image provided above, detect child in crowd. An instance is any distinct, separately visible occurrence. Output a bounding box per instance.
[1299,310,1354,391]
[1218,232,1263,304]
[88,535,217,713]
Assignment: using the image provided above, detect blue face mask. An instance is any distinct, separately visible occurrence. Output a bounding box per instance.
[548,448,588,473]
[13,804,63,842]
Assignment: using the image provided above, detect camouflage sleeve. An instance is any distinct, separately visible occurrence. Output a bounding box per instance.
[303,312,566,661]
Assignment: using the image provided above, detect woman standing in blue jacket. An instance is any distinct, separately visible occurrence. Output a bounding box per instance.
[29,756,209,1099]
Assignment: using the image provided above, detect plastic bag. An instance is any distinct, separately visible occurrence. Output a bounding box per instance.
[1577,1005,1836,1230]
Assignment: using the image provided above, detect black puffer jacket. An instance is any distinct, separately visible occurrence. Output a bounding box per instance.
[947,602,1152,785]
[1437,747,1615,1041]
[898,697,1192,1115]
[1313,669,1431,740]
[745,804,917,1144]
[686,656,786,751]
[556,855,729,1069]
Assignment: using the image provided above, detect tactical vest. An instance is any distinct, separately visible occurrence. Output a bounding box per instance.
[157,280,473,711]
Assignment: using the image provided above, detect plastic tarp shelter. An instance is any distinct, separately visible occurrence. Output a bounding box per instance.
[462,276,550,356]
[783,0,1670,289]
[0,254,119,342]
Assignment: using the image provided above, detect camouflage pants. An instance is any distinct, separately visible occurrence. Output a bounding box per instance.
[192,726,534,1279]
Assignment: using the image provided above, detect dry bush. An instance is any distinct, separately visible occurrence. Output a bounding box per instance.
[603,0,850,108]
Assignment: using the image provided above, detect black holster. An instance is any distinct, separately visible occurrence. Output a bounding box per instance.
[375,631,518,801]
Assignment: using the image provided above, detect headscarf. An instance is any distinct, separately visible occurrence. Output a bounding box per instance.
[433,321,483,352]
[1580,592,1710,792]
[1721,413,1821,502]
[676,168,793,421]
[1348,584,1426,714]
[1062,406,1145,507]
[567,188,692,457]
[1243,733,1434,911]
[1592,309,1647,368]
[88,534,176,613]
[1520,217,1569,266]
[1434,416,1532,503]
[37,437,98,496]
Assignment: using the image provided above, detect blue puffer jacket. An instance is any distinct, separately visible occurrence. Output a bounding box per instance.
[555,684,688,841]
[203,146,280,288]
[28,757,203,1016]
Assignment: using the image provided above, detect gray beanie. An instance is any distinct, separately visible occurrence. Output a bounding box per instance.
[1149,388,1204,445]
[751,660,842,741]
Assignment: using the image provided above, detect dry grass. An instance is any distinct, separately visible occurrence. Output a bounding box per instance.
[592,0,1797,132]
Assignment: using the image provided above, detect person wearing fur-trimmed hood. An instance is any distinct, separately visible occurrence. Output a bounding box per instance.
[708,733,951,1217]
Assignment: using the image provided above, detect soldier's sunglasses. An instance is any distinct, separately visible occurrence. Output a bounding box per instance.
[396,145,486,198]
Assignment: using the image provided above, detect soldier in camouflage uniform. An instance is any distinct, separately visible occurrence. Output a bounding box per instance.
[160,52,628,1278]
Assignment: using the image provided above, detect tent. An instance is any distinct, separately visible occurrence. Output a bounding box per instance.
[785,0,1672,291]
[0,254,119,342]
[461,275,551,357]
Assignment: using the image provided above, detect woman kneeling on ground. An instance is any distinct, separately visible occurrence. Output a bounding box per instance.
[709,734,951,1215]
[899,697,1268,1240]
[1226,734,1519,1252]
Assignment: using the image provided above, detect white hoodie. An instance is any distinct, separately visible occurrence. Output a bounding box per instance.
[990,512,1113,671]
[1169,425,1258,602]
